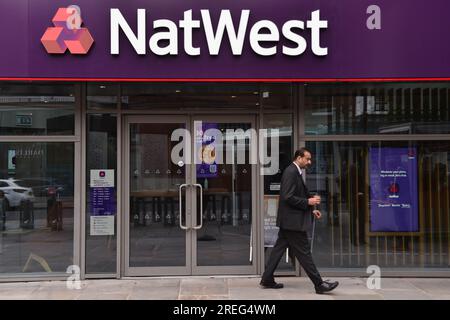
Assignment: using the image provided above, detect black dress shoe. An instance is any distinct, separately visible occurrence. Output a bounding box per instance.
[315,281,339,294]
[259,281,284,289]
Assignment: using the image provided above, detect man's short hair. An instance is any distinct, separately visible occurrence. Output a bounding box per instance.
[293,148,311,161]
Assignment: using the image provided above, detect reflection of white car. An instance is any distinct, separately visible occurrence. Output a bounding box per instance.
[0,179,34,209]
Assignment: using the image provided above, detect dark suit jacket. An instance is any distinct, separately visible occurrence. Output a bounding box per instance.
[276,163,313,232]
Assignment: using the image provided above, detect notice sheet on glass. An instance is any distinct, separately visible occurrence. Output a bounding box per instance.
[90,169,115,236]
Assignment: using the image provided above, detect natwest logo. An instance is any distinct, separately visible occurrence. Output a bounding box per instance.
[41,5,94,54]
[110,9,328,57]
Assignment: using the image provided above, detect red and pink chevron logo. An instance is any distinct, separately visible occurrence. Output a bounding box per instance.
[41,6,94,54]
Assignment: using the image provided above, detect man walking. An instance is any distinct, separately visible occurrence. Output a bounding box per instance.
[260,148,339,294]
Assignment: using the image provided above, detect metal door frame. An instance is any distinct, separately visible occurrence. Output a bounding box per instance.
[122,114,258,276]
[190,115,258,275]
[123,115,192,276]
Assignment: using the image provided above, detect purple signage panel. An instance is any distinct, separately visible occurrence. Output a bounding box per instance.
[196,122,218,178]
[90,187,116,216]
[1,0,450,79]
[369,147,418,232]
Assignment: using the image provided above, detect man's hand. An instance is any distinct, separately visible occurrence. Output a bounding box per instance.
[308,195,321,206]
[313,210,322,219]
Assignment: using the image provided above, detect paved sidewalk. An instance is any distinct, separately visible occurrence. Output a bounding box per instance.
[0,277,450,300]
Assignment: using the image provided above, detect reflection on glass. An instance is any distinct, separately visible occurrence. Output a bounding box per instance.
[0,143,74,273]
[305,83,450,135]
[0,82,75,135]
[261,84,293,110]
[305,141,450,269]
[121,83,260,110]
[129,123,186,267]
[87,83,119,111]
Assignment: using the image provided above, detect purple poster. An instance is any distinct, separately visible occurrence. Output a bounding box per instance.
[369,147,418,232]
[90,187,116,216]
[196,122,219,178]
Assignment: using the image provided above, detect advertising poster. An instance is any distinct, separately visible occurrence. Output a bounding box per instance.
[90,170,115,236]
[196,122,219,178]
[369,147,418,232]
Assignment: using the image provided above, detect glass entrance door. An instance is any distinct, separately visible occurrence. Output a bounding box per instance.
[191,116,256,275]
[124,116,191,276]
[124,115,256,276]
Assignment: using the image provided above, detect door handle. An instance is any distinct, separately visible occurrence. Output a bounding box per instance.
[192,183,203,230]
[178,183,188,230]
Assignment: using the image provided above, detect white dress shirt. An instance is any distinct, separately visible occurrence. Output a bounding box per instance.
[293,162,305,183]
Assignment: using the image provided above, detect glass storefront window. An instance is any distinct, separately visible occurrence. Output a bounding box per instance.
[261,84,293,110]
[85,114,117,273]
[305,83,450,135]
[0,142,74,274]
[263,114,295,272]
[0,82,75,135]
[121,83,260,110]
[87,83,119,111]
[305,140,450,270]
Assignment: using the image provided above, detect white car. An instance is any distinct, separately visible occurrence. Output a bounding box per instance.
[0,179,34,210]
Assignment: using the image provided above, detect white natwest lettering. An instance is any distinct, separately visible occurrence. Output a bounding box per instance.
[110,9,328,56]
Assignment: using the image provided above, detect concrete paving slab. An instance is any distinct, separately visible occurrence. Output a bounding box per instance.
[279,292,334,300]
[81,280,135,294]
[132,279,180,288]
[231,277,337,292]
[408,279,450,295]
[227,278,260,287]
[274,278,311,286]
[178,295,230,300]
[180,278,228,296]
[28,288,81,300]
[128,286,180,300]
[274,286,316,294]
[228,288,282,300]
[76,292,131,300]
[0,284,40,299]
[333,294,383,300]
[236,283,284,292]
[0,291,39,300]
[379,290,432,300]
[0,284,41,291]
[330,287,378,295]
[327,278,366,285]
[373,278,420,291]
[281,280,368,296]
[428,294,450,300]
[1,277,450,300]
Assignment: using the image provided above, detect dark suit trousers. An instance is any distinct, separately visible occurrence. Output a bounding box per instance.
[262,228,323,287]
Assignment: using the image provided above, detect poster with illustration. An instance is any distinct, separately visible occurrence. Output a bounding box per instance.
[195,122,219,178]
